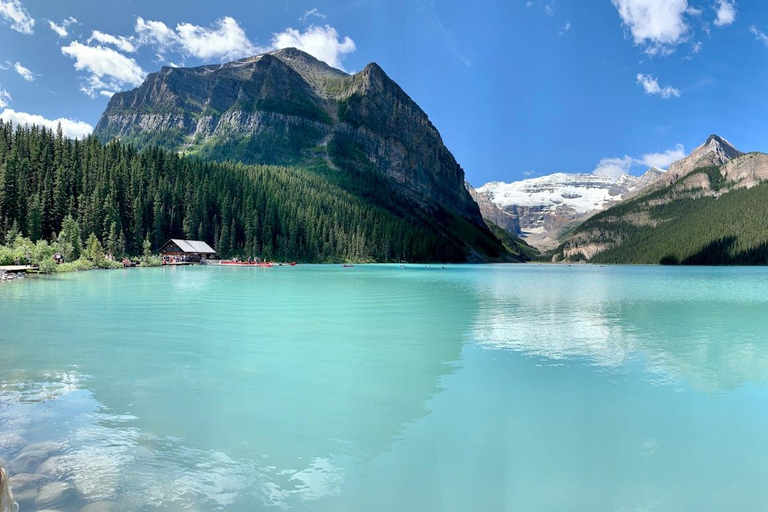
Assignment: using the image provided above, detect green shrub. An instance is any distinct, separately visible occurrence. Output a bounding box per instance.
[56,258,95,273]
[37,258,58,274]
[139,255,162,267]
[97,259,124,270]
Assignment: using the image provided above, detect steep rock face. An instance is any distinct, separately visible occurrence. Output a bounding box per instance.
[95,48,484,226]
[329,62,480,220]
[722,152,768,188]
[556,135,768,264]
[476,170,663,249]
[465,182,520,234]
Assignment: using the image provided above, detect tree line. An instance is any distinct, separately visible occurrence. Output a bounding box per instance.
[0,121,483,262]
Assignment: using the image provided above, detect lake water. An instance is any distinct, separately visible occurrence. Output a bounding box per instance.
[2,264,768,512]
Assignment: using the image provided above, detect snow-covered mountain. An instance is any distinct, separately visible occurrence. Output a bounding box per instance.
[475,167,665,249]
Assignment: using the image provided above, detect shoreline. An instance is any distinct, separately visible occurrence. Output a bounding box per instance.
[5,261,768,287]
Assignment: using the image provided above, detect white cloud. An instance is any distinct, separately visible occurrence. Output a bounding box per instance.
[48,20,66,37]
[134,16,357,71]
[135,17,178,52]
[690,40,703,53]
[593,155,633,179]
[13,61,34,81]
[176,16,257,61]
[637,73,681,99]
[713,0,736,27]
[637,143,686,168]
[61,41,146,98]
[0,88,10,108]
[135,16,256,61]
[0,0,34,34]
[593,144,686,179]
[300,8,326,23]
[47,16,76,38]
[611,0,690,55]
[0,108,92,138]
[751,26,768,46]
[88,30,136,53]
[269,25,356,70]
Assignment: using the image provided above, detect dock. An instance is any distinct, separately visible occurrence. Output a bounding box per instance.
[0,265,37,272]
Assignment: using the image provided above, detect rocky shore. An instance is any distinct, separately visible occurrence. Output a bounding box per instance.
[0,271,26,282]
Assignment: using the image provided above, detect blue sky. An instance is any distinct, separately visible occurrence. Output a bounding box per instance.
[0,0,767,185]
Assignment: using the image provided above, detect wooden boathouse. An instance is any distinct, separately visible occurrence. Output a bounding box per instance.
[159,239,216,264]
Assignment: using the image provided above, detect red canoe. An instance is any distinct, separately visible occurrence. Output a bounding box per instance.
[220,261,273,267]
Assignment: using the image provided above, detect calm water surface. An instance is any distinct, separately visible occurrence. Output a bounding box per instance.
[1,264,768,511]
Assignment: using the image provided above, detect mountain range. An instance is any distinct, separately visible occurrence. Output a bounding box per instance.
[467,133,768,265]
[85,49,768,265]
[473,168,664,249]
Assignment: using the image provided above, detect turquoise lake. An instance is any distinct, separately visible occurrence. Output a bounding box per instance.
[2,264,768,511]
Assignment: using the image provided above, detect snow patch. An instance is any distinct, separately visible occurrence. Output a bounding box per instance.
[478,173,625,214]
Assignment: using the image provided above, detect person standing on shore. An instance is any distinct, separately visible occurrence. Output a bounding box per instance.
[0,462,17,512]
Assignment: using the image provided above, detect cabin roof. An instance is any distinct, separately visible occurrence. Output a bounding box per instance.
[164,239,216,254]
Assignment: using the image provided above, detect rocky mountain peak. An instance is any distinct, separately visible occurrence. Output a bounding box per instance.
[666,134,742,179]
[705,133,732,146]
[362,62,385,75]
[266,48,349,95]
[703,133,740,158]
[347,62,394,96]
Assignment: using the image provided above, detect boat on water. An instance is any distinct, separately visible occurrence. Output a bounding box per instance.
[211,259,297,267]
[342,264,354,268]
[219,260,274,267]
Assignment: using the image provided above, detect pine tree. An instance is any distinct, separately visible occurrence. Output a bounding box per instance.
[59,214,82,259]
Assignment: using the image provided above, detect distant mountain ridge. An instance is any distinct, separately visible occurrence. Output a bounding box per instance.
[95,48,514,261]
[474,167,665,249]
[555,134,768,264]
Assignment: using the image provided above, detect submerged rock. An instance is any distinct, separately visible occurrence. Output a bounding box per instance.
[10,442,63,473]
[37,455,67,476]
[22,442,63,455]
[0,432,27,456]
[79,501,117,512]
[10,451,50,474]
[13,486,39,503]
[35,481,73,506]
[9,472,47,491]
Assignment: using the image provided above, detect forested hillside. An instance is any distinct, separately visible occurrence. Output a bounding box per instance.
[0,122,510,262]
[95,49,487,227]
[555,153,768,265]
